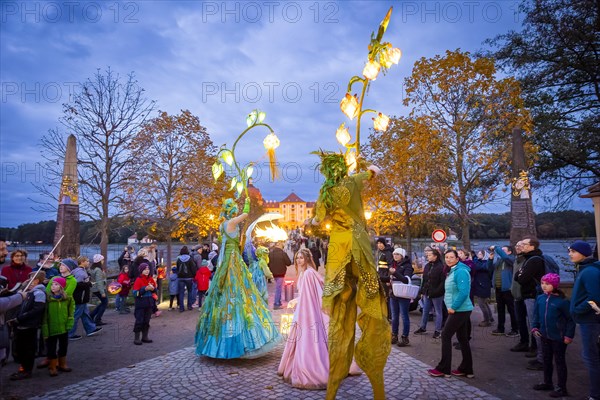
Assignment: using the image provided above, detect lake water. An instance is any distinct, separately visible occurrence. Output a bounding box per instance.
[8,239,595,283]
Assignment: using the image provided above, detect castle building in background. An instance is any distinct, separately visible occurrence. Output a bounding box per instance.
[246,180,314,230]
[264,192,315,231]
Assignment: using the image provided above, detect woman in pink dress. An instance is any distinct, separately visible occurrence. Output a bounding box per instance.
[277,248,360,389]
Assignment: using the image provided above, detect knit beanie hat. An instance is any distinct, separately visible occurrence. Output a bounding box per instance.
[138,263,150,274]
[569,240,592,257]
[61,258,78,272]
[393,248,406,257]
[93,254,105,264]
[53,277,67,288]
[541,273,560,289]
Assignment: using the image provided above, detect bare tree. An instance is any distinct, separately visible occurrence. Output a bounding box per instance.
[36,68,155,261]
[122,109,224,267]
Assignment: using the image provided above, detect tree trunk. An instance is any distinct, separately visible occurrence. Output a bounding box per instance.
[460,213,471,251]
[166,236,173,270]
[100,215,109,272]
[404,212,412,256]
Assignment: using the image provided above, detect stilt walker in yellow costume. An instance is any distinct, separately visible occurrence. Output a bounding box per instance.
[312,152,390,400]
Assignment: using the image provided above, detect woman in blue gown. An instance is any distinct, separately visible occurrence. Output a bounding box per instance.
[195,198,281,359]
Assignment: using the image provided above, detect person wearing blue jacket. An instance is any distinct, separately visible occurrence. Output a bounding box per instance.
[568,240,600,400]
[428,250,474,378]
[531,273,575,398]
[488,245,518,337]
[472,250,492,327]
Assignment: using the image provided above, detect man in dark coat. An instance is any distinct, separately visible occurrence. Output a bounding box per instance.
[267,242,291,309]
[514,236,546,370]
[375,238,394,318]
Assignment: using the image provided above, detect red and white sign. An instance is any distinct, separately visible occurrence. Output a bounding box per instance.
[432,229,447,243]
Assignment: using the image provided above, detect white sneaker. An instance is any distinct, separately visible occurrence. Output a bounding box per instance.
[87,327,103,337]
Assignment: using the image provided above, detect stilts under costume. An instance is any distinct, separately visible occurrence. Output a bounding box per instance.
[195,199,281,359]
[312,152,391,400]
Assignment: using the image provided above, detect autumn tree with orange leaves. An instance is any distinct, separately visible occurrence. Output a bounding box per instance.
[364,116,450,254]
[404,49,532,250]
[123,109,226,267]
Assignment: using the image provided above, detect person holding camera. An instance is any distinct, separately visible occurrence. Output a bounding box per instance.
[488,245,518,337]
[514,237,546,370]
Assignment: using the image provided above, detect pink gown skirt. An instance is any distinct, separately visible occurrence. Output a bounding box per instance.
[277,268,361,389]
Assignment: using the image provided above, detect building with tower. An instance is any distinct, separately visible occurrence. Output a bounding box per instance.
[264,192,315,230]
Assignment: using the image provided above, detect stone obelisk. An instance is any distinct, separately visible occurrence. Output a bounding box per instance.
[53,134,80,258]
[509,128,537,247]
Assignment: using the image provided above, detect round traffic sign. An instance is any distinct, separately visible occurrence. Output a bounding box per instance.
[432,229,447,243]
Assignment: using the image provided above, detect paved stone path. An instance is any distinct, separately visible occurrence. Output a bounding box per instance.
[32,341,499,400]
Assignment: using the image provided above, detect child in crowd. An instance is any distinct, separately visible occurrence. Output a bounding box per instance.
[168,266,179,310]
[116,265,132,314]
[194,260,212,309]
[9,271,46,381]
[132,263,157,345]
[156,264,166,304]
[89,255,108,326]
[68,257,102,340]
[42,277,75,377]
[531,273,575,398]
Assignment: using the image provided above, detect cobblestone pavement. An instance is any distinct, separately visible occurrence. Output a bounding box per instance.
[31,343,499,400]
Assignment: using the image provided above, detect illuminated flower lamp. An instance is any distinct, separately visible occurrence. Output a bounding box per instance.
[345,149,358,173]
[211,109,281,198]
[363,60,381,81]
[336,123,351,146]
[334,6,401,171]
[263,132,280,180]
[340,94,359,120]
[373,113,390,131]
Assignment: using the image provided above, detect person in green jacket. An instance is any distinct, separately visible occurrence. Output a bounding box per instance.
[46,258,77,296]
[38,258,78,369]
[42,277,74,377]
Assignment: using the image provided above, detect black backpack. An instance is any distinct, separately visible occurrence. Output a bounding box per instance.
[178,258,193,277]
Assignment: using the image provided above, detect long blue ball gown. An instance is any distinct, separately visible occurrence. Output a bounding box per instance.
[195,223,281,359]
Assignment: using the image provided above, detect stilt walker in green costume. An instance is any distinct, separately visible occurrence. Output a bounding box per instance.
[311,152,390,400]
[309,7,401,397]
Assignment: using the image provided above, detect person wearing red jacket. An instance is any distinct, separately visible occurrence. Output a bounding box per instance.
[194,261,212,309]
[1,250,33,290]
[132,263,157,345]
[116,265,132,314]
